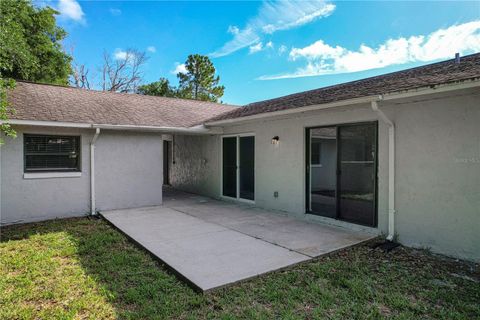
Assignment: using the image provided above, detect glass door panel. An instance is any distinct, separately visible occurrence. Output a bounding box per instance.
[239,136,255,200]
[338,124,376,226]
[222,137,237,198]
[309,127,337,218]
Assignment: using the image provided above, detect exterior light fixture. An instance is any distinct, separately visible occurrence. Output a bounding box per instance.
[271,136,279,144]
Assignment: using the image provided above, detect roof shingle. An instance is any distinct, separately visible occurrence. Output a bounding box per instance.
[208,53,480,122]
[8,82,237,128]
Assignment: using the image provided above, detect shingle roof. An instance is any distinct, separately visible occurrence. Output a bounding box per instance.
[8,81,237,128]
[208,53,480,122]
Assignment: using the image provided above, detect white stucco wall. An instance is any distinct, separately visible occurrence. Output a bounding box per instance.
[0,126,163,224]
[95,130,163,211]
[171,89,480,261]
[1,126,93,224]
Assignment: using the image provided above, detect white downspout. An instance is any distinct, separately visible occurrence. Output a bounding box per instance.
[371,99,396,241]
[90,128,100,215]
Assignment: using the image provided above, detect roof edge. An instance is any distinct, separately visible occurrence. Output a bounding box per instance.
[2,119,223,134]
[204,77,480,126]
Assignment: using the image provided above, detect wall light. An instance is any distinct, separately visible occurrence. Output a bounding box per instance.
[271,136,279,145]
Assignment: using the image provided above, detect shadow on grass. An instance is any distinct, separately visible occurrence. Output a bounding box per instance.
[1,217,479,319]
[1,217,208,319]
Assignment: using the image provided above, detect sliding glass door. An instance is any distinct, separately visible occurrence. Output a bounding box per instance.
[307,122,377,227]
[222,135,255,201]
[222,137,237,198]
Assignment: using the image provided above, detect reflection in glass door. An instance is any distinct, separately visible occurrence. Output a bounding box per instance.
[307,123,377,227]
[338,124,376,226]
[308,127,337,218]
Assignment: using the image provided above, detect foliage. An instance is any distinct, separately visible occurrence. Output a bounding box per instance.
[0,78,17,144]
[138,54,225,102]
[0,0,72,84]
[136,77,177,97]
[0,0,73,143]
[177,54,225,102]
[1,217,479,319]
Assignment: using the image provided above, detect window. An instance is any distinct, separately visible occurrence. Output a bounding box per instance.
[24,134,81,172]
[311,138,322,165]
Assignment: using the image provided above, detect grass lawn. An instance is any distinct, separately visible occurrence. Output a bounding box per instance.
[1,217,478,319]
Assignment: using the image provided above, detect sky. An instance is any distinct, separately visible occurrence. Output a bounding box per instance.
[45,0,480,105]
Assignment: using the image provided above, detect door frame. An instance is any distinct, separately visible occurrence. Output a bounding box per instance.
[220,133,256,204]
[305,121,378,227]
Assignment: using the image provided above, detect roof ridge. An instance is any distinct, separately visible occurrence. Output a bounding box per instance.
[14,80,238,108]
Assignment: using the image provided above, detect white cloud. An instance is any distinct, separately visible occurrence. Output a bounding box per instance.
[57,0,85,23]
[211,0,335,57]
[114,49,128,60]
[259,20,480,80]
[109,8,122,16]
[266,41,274,49]
[147,46,156,53]
[278,44,287,55]
[249,42,263,54]
[171,63,187,75]
[227,25,240,35]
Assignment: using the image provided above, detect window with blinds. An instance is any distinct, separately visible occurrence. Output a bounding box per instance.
[24,134,81,172]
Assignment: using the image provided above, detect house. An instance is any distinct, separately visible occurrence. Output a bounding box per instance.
[1,53,479,262]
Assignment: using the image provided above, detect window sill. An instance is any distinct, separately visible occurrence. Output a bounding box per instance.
[23,172,82,180]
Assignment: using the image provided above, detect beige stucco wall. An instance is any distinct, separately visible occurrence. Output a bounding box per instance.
[0,126,163,224]
[171,89,480,261]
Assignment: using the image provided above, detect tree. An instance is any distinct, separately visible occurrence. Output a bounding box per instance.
[0,0,72,84]
[0,0,72,143]
[177,54,224,102]
[72,62,91,90]
[100,49,148,93]
[137,78,176,97]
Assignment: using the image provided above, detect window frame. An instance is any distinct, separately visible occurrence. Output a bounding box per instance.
[23,134,82,173]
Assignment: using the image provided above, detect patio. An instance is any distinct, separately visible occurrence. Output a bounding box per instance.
[101,188,375,292]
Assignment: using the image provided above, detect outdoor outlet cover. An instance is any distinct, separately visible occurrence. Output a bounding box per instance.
[274,191,279,198]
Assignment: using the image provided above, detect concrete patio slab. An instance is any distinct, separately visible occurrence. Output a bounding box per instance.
[102,189,375,292]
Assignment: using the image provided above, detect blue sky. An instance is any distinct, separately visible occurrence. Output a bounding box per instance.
[49,0,480,105]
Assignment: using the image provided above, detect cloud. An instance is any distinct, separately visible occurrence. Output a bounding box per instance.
[266,41,274,49]
[114,49,128,60]
[171,63,187,75]
[258,20,480,80]
[109,8,122,16]
[210,0,335,57]
[227,25,240,35]
[57,0,85,23]
[249,42,263,54]
[278,44,287,55]
[147,46,156,53]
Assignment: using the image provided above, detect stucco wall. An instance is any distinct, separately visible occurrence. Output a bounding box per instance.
[170,134,220,197]
[171,90,479,261]
[391,92,480,261]
[0,127,163,224]
[95,130,163,211]
[1,126,92,224]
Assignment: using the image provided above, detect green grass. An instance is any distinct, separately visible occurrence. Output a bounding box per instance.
[1,218,478,319]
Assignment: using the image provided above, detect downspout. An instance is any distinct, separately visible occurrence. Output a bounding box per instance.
[371,99,396,241]
[90,128,100,215]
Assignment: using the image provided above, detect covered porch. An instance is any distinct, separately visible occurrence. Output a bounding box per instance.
[101,188,375,292]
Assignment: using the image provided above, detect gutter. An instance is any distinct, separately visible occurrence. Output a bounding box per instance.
[371,99,395,241]
[205,78,480,127]
[2,120,223,135]
[90,128,100,215]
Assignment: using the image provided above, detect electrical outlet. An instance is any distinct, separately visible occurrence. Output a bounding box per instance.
[274,191,279,198]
